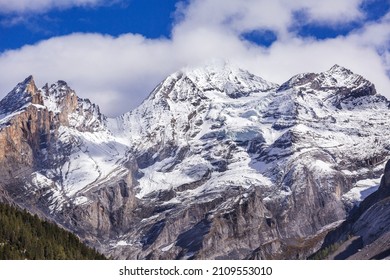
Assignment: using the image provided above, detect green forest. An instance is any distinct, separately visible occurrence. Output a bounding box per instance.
[0,202,106,260]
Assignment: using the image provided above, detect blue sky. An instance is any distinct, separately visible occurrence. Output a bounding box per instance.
[0,1,178,52]
[0,0,389,116]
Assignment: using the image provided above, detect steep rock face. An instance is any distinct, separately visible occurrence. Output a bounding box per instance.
[346,162,390,259]
[313,159,390,259]
[0,64,389,259]
[0,76,113,215]
[0,77,54,186]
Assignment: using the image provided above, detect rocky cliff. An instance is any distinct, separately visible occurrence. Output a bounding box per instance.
[313,159,390,259]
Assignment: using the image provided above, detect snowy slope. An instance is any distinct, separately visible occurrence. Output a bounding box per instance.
[109,63,389,209]
[114,63,278,199]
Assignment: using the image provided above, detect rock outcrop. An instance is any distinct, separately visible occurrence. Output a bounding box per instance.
[312,159,390,259]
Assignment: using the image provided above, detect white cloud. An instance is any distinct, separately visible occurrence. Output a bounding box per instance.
[290,0,365,24]
[348,12,390,48]
[175,0,366,38]
[0,33,178,115]
[0,0,106,14]
[0,0,389,116]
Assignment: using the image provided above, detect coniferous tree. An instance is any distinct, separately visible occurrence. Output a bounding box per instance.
[0,202,106,260]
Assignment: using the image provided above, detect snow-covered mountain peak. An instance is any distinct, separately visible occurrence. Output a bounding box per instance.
[41,80,77,114]
[0,75,43,116]
[15,75,36,93]
[319,64,375,91]
[278,65,377,103]
[40,80,107,132]
[43,80,74,96]
[0,75,107,135]
[179,62,278,98]
[119,62,279,150]
[0,76,78,118]
[19,75,36,90]
[327,64,353,75]
[146,61,278,105]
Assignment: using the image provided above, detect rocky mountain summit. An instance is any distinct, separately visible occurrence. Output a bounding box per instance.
[0,63,389,259]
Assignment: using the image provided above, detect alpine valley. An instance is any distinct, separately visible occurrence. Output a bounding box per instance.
[1,62,390,259]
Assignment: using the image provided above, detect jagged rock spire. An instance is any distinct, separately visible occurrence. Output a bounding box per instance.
[0,75,44,115]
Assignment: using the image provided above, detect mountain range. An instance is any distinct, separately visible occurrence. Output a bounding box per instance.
[0,62,389,259]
